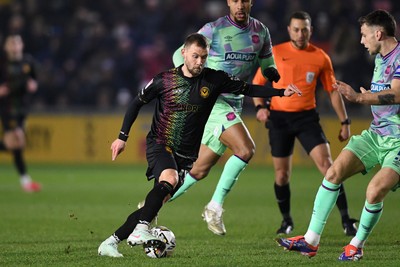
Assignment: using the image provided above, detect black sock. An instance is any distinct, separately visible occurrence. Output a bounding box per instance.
[13,149,27,176]
[336,184,350,222]
[113,181,173,241]
[274,183,292,222]
[139,181,173,223]
[114,209,142,241]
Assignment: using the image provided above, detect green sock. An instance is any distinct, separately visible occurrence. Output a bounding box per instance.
[211,155,247,205]
[168,173,198,202]
[308,179,341,235]
[355,201,383,242]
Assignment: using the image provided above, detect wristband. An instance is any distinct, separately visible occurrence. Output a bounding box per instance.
[341,118,351,125]
[118,131,129,141]
[255,104,267,112]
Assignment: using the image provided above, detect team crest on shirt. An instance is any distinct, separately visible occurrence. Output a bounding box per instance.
[385,65,392,75]
[252,35,260,44]
[200,87,210,98]
[306,72,315,83]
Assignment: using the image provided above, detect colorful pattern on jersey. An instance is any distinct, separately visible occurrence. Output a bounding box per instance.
[369,42,400,137]
[123,67,281,159]
[198,15,272,112]
[156,70,190,150]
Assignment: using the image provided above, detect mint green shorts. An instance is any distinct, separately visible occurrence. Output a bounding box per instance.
[344,129,400,191]
[201,98,243,156]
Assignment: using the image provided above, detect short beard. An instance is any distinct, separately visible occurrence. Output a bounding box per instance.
[189,67,202,77]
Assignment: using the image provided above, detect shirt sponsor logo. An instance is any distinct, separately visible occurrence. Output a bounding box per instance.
[371,83,391,92]
[225,52,256,61]
[176,103,200,112]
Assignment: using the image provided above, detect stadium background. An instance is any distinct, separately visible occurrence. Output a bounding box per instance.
[0,0,399,165]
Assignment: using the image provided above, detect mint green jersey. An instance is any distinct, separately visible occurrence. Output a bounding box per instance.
[199,15,275,112]
[369,42,400,137]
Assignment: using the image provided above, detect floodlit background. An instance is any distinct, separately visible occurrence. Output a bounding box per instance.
[1,2,400,266]
[0,0,399,164]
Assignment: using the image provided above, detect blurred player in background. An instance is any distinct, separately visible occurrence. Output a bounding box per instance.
[98,33,301,258]
[170,0,280,236]
[276,9,400,261]
[252,11,357,236]
[0,34,41,192]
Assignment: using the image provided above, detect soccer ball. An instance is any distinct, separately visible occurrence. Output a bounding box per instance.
[143,239,167,258]
[150,226,176,257]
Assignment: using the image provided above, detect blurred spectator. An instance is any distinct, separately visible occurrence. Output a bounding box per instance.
[0,0,398,116]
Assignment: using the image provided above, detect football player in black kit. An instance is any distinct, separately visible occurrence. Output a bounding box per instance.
[98,33,302,258]
[0,34,41,193]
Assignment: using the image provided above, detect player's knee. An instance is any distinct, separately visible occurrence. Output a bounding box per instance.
[366,184,387,203]
[189,168,209,180]
[365,193,380,204]
[274,170,290,185]
[325,166,342,184]
[4,132,25,149]
[232,144,255,161]
[159,173,179,188]
[316,158,333,174]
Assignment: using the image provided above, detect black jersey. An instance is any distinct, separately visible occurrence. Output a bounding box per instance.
[120,66,284,160]
[0,54,37,116]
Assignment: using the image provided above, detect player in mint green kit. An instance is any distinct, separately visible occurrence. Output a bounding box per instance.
[170,0,280,235]
[276,9,400,261]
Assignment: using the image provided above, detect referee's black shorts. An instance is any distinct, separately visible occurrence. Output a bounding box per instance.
[266,109,328,157]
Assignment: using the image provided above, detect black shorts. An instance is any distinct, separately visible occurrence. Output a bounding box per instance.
[266,109,328,157]
[145,138,194,193]
[0,112,26,132]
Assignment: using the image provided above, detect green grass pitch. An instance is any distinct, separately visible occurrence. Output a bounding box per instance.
[0,163,399,266]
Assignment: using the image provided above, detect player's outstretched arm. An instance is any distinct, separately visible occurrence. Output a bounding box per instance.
[335,79,400,105]
[284,84,302,96]
[246,83,301,98]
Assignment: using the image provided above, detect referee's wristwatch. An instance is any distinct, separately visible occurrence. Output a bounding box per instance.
[255,104,267,112]
[341,118,351,125]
